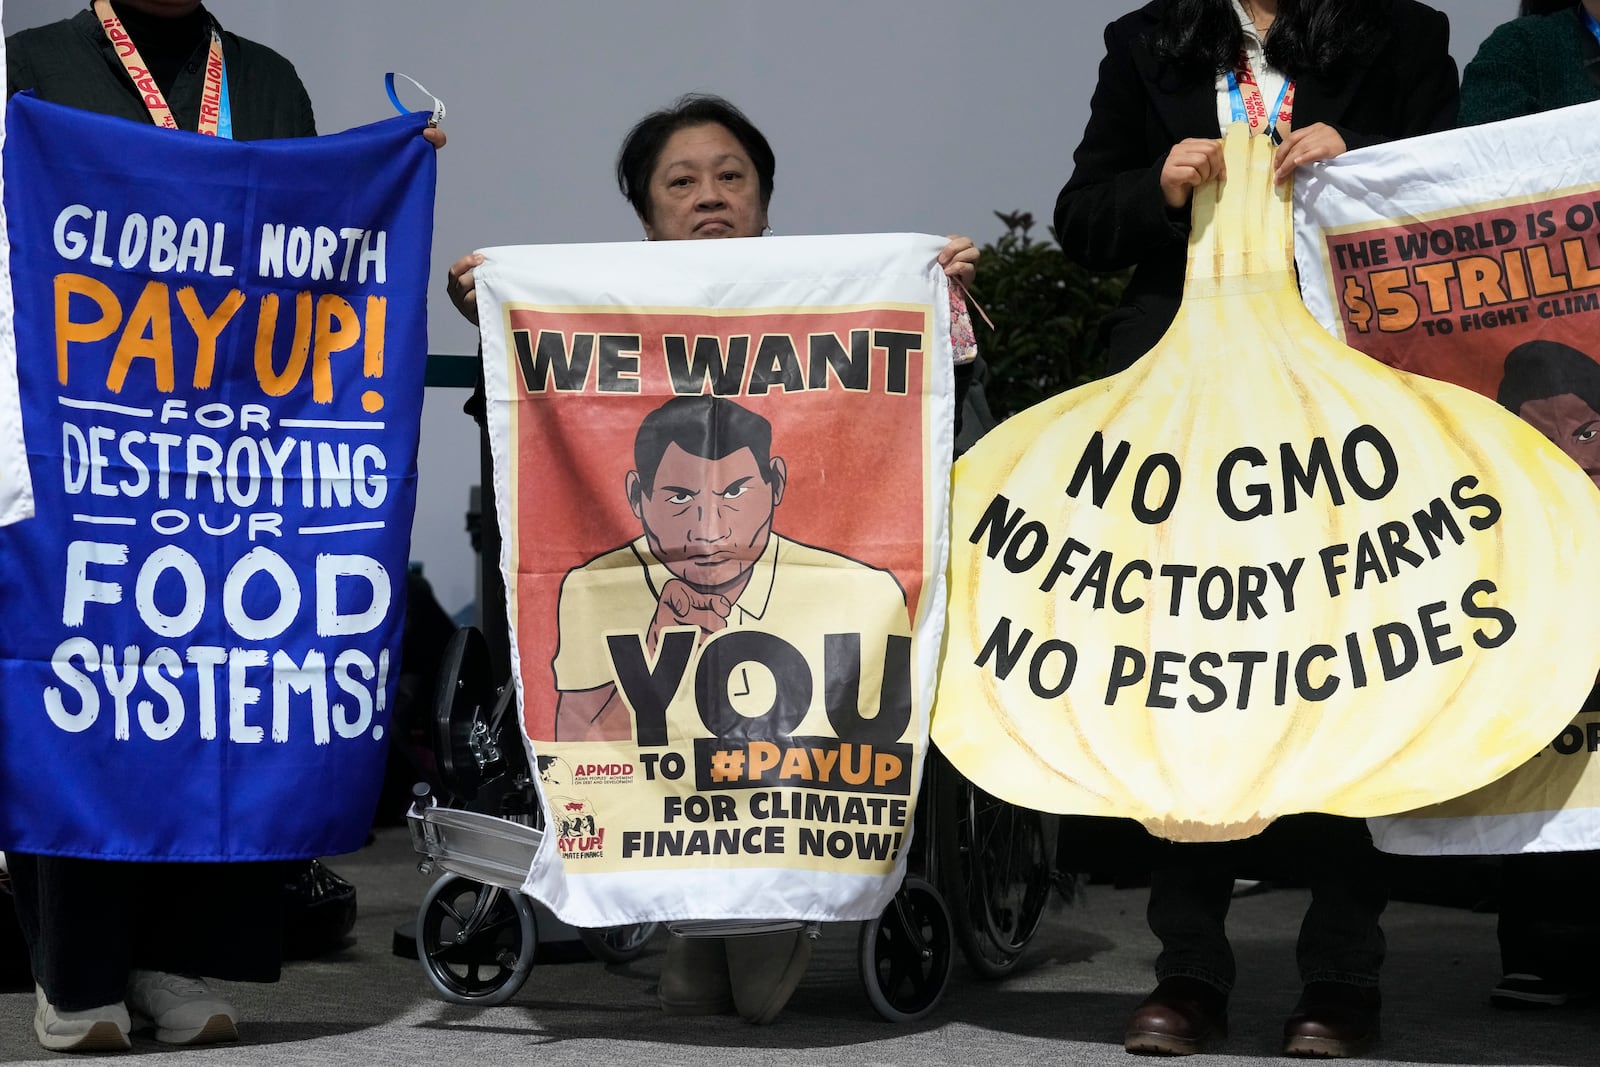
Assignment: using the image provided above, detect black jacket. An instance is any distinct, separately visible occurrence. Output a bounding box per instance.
[1054,0,1458,374]
[6,3,315,141]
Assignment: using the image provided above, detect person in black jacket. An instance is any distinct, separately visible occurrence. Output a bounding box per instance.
[1056,0,1458,377]
[1053,0,1457,1057]
[4,1,438,1053]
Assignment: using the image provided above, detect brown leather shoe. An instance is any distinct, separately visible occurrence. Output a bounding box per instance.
[1124,976,1228,1055]
[1282,981,1381,1057]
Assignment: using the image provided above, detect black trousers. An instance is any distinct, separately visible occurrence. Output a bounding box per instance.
[1148,815,1389,992]
[8,853,289,1011]
[1498,850,1600,984]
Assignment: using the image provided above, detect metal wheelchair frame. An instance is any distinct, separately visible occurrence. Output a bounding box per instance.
[407,621,1060,1022]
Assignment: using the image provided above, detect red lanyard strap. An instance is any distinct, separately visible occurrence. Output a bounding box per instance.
[93,0,226,136]
[1229,60,1294,145]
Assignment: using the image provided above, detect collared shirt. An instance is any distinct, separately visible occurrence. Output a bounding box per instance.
[553,532,911,735]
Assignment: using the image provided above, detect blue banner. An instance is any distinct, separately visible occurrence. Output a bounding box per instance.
[0,94,436,860]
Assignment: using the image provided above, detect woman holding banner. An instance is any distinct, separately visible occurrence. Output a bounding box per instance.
[1053,0,1457,1056]
[2,0,316,1052]
[1460,3,1600,1009]
[445,93,979,1025]
[4,0,440,1054]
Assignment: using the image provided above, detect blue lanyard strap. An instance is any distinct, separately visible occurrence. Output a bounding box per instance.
[385,72,446,128]
[1585,8,1600,49]
[214,37,232,140]
[1226,69,1247,123]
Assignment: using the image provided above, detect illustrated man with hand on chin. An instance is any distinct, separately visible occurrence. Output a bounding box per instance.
[552,394,907,743]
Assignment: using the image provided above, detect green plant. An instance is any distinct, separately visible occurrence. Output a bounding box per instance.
[971,211,1129,420]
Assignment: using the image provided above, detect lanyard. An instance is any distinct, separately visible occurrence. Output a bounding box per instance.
[1585,8,1600,49]
[1227,63,1293,145]
[93,0,232,138]
[385,71,446,129]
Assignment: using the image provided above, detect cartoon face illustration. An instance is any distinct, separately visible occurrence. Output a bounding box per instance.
[625,396,787,596]
[1498,340,1600,491]
[1516,392,1600,487]
[633,444,781,590]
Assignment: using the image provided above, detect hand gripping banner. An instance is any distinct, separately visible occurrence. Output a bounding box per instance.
[0,94,436,860]
[1294,102,1600,854]
[475,234,952,926]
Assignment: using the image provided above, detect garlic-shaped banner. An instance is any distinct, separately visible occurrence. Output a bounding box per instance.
[933,123,1600,842]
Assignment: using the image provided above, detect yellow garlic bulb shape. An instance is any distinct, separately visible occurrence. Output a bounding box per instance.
[934,124,1600,842]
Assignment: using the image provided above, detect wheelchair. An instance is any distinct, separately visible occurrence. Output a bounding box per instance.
[408,625,1060,1021]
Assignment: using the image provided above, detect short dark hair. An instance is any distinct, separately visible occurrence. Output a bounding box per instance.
[1498,340,1600,414]
[632,395,776,494]
[615,94,776,225]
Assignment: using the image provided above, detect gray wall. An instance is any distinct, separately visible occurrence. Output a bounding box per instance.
[4,0,1513,617]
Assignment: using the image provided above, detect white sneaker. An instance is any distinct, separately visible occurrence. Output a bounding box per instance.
[32,985,131,1052]
[125,970,239,1045]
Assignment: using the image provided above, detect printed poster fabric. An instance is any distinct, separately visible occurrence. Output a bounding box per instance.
[475,234,952,926]
[0,94,436,860]
[0,7,36,528]
[1295,101,1600,854]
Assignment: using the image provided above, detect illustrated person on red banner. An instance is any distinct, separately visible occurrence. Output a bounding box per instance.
[1498,340,1600,488]
[553,393,909,743]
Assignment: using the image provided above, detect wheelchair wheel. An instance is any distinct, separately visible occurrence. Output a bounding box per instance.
[578,922,661,964]
[858,876,953,1022]
[934,748,1058,979]
[417,873,537,1005]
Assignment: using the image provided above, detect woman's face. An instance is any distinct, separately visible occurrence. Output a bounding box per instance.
[1518,392,1600,489]
[641,123,767,242]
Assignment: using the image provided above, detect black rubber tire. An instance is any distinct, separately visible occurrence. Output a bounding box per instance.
[858,876,953,1022]
[932,747,1057,979]
[417,873,537,1005]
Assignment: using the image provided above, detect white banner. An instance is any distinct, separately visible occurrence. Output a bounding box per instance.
[475,233,952,925]
[1295,104,1600,855]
